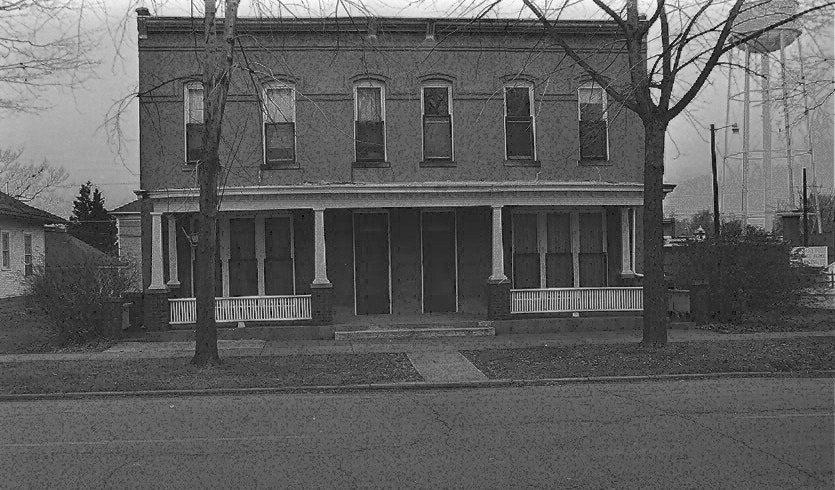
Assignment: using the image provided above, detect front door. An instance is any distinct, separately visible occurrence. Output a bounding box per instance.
[354,212,391,315]
[422,211,457,313]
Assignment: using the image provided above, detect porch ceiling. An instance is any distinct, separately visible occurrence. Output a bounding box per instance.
[149,181,644,212]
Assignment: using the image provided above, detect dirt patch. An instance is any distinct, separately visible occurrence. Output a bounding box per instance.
[0,352,422,394]
[699,307,835,334]
[463,338,835,380]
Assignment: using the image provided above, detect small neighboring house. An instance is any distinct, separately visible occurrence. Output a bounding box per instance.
[44,226,122,269]
[0,192,65,298]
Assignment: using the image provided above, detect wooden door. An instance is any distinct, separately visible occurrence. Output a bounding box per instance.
[422,211,457,313]
[354,213,391,315]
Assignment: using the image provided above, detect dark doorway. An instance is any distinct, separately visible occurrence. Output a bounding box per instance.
[354,212,391,315]
[422,211,457,313]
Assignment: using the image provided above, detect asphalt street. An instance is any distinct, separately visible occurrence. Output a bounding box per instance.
[1,378,832,489]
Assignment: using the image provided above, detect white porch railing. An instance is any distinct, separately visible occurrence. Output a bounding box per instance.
[169,295,312,324]
[510,287,643,314]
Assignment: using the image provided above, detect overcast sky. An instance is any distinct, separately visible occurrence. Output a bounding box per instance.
[3,0,831,216]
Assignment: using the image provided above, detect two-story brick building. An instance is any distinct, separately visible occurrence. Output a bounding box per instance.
[135,12,650,331]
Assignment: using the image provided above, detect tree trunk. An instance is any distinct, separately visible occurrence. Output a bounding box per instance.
[641,120,669,346]
[192,0,238,366]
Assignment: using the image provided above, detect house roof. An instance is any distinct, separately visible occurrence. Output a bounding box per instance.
[110,199,142,215]
[0,191,66,224]
[44,228,121,267]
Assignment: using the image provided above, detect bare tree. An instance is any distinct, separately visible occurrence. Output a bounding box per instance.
[520,0,834,345]
[0,0,101,114]
[0,147,69,203]
[191,0,240,366]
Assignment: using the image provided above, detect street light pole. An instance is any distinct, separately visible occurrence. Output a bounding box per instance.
[710,124,720,237]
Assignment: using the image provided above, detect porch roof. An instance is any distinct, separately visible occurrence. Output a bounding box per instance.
[149,181,644,213]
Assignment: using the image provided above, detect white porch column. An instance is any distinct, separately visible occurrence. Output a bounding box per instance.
[255,216,266,295]
[148,212,166,290]
[166,214,180,287]
[312,207,330,285]
[220,217,231,297]
[489,205,508,282]
[570,211,581,288]
[620,208,633,275]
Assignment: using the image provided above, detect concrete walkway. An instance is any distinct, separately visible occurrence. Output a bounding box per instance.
[0,329,832,363]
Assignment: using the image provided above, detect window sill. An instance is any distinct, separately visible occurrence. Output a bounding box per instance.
[353,161,391,168]
[261,163,300,171]
[504,159,541,167]
[579,158,612,166]
[420,159,456,168]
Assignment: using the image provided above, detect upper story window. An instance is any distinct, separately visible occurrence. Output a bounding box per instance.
[504,84,535,161]
[422,85,453,162]
[1,231,9,270]
[578,83,609,161]
[184,82,204,164]
[354,81,386,164]
[262,83,296,167]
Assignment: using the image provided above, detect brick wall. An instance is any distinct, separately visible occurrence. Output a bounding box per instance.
[0,218,44,298]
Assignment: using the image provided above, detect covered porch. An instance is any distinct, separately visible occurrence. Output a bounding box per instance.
[140,182,645,329]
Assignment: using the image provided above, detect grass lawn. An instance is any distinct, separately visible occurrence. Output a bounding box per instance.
[0,352,422,395]
[0,296,57,354]
[463,337,835,380]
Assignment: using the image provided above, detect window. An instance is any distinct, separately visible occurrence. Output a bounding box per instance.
[184,82,204,163]
[504,85,535,160]
[1,231,9,269]
[263,83,296,166]
[354,82,386,163]
[422,86,453,161]
[512,210,607,289]
[23,233,32,276]
[578,83,608,160]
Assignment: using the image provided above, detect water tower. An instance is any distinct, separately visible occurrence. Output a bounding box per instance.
[721,0,820,230]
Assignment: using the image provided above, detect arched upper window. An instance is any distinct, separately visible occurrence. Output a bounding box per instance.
[183,81,204,163]
[354,80,386,164]
[262,81,297,167]
[504,82,535,161]
[578,82,609,161]
[422,83,453,162]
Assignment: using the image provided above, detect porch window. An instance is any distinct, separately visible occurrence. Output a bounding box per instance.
[229,219,258,297]
[578,213,606,286]
[1,231,9,269]
[263,83,296,167]
[504,85,535,160]
[264,216,295,295]
[578,83,608,161]
[184,82,204,163]
[23,233,32,276]
[422,86,453,161]
[355,83,386,163]
[512,210,606,288]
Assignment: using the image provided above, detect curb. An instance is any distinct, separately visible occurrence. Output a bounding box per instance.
[2,370,832,402]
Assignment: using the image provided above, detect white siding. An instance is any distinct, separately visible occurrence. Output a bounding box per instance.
[0,217,45,298]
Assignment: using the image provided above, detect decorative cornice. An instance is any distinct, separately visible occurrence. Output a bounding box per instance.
[140,16,626,37]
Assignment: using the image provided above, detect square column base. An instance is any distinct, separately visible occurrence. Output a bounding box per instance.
[143,288,170,331]
[310,283,333,325]
[486,279,511,320]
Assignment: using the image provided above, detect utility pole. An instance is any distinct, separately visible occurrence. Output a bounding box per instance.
[802,167,809,247]
[710,124,720,237]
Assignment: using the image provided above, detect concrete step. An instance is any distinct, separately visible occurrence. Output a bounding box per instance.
[334,326,495,341]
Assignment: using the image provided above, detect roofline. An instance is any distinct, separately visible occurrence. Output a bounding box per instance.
[138,16,628,37]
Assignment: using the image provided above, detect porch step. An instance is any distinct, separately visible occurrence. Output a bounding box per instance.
[334,326,495,341]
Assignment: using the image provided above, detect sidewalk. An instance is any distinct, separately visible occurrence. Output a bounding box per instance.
[1,328,833,363]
